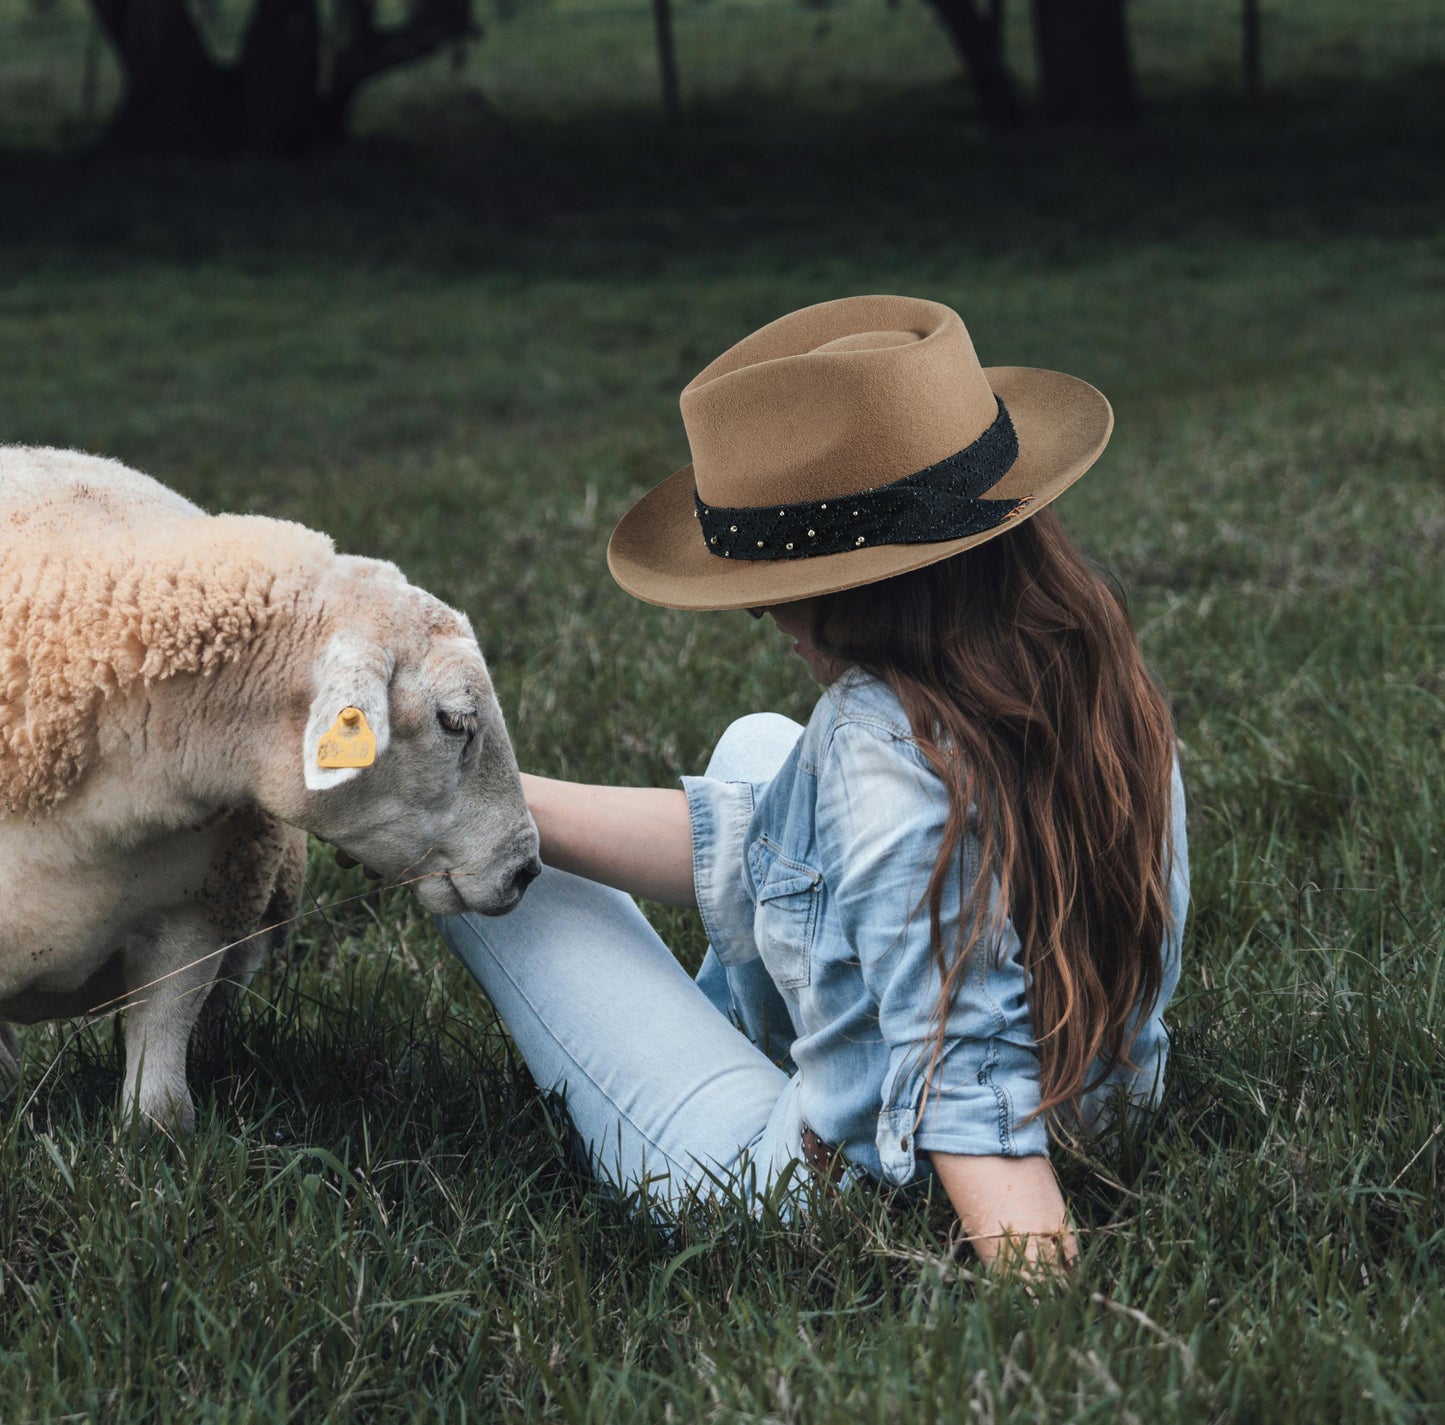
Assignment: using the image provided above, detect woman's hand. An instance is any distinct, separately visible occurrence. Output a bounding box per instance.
[928,1150,1077,1277]
[522,774,698,908]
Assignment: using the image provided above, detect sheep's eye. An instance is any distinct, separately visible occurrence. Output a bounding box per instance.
[437,708,478,738]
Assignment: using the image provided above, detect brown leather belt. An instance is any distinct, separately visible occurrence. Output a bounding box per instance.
[800,1124,849,1186]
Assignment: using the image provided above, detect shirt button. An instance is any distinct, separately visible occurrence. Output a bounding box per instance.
[900,1135,910,1151]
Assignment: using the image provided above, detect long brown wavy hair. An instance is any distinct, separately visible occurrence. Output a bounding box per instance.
[810,508,1177,1123]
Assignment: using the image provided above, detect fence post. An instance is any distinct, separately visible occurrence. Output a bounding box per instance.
[652,0,682,131]
[1242,0,1262,101]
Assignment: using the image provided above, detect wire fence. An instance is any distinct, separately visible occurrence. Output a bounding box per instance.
[3,0,1444,146]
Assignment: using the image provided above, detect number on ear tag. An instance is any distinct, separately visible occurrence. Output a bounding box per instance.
[316,707,377,769]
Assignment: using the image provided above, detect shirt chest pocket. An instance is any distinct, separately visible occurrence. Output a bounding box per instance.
[749,837,822,990]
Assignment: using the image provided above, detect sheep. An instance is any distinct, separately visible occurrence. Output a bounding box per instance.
[0,445,541,1132]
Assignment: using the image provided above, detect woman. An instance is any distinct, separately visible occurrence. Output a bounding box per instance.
[438,295,1189,1273]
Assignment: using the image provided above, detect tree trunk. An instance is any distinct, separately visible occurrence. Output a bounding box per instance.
[87,0,476,154]
[1032,0,1139,125]
[924,0,1026,128]
[237,0,323,154]
[89,0,240,151]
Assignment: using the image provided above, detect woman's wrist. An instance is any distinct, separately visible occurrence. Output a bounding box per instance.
[972,1221,1078,1278]
[927,1149,1075,1273]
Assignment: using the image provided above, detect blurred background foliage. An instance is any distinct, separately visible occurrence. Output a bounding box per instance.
[3,0,1445,150]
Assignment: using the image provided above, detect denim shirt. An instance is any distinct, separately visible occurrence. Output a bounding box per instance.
[683,669,1189,1188]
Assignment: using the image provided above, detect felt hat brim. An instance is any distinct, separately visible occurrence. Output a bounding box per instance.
[607,366,1113,612]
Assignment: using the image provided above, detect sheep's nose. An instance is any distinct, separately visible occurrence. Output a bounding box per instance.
[510,856,543,900]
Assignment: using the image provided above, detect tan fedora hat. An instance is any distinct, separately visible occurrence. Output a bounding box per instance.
[607,294,1113,611]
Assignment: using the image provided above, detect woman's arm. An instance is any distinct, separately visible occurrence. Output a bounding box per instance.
[522,773,697,907]
[928,1150,1077,1274]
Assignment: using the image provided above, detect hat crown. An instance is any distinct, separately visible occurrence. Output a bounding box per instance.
[681,295,1000,509]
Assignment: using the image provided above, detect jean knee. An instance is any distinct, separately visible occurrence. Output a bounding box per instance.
[706,712,804,782]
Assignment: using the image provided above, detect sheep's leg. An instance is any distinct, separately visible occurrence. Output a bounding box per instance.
[195,820,307,1041]
[190,898,288,1052]
[0,1024,19,1095]
[120,911,225,1135]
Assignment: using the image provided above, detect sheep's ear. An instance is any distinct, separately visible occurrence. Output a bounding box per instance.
[303,634,394,792]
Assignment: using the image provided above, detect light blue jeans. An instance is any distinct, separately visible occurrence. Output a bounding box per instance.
[436,714,811,1210]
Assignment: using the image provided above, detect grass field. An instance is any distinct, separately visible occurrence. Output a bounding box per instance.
[1,41,1444,1423]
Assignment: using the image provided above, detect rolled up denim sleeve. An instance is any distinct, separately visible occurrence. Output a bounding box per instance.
[681,775,760,967]
[814,721,1047,1181]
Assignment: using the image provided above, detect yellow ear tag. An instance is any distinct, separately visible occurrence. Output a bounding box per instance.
[316,707,377,770]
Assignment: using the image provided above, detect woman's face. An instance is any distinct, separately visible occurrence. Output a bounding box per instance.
[750,599,844,685]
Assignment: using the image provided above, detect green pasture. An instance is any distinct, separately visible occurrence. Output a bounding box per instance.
[1,50,1443,1422]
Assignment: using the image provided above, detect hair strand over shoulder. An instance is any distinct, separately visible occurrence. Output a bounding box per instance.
[812,508,1177,1126]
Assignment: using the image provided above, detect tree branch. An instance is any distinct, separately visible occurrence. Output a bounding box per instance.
[331,0,478,100]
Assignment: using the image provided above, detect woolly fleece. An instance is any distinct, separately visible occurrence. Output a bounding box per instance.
[0,446,331,815]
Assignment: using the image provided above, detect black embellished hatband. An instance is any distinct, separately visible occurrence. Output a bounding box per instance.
[694,398,1024,561]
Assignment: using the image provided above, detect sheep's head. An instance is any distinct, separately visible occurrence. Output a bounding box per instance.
[295,567,541,917]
